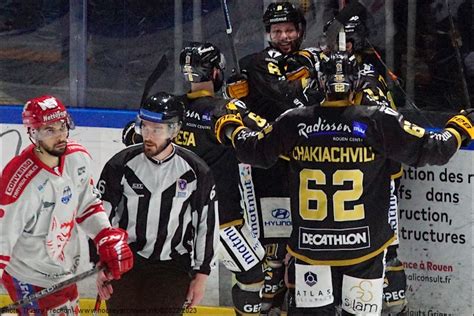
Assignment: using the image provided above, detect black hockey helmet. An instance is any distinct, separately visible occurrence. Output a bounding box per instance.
[344,15,368,52]
[319,51,359,96]
[263,2,306,33]
[135,92,185,135]
[179,42,225,91]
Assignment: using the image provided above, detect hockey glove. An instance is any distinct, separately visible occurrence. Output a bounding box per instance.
[224,73,249,100]
[286,49,319,82]
[214,99,269,145]
[94,227,134,280]
[122,120,143,146]
[383,257,408,314]
[445,109,474,146]
[225,99,269,130]
[215,114,244,146]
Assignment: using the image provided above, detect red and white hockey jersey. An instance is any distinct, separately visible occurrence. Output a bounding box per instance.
[0,141,110,287]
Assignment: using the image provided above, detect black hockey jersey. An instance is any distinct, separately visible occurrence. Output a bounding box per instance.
[230,103,462,265]
[240,47,308,122]
[97,144,219,274]
[176,90,244,227]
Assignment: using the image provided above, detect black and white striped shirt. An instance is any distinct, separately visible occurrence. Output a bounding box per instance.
[97,144,219,275]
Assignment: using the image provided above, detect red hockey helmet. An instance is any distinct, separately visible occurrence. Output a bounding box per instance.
[22,96,75,130]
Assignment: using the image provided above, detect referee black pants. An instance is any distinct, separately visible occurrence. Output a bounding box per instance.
[106,254,192,316]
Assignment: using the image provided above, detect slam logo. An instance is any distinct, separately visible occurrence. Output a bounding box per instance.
[272,208,290,220]
[61,186,72,204]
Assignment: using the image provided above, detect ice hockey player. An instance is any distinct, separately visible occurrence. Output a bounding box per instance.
[332,14,409,313]
[214,50,473,315]
[178,42,267,316]
[224,3,319,314]
[0,95,133,315]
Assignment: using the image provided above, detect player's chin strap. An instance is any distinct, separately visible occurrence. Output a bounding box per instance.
[0,265,103,314]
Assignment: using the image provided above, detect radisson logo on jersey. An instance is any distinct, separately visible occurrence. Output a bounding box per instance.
[299,226,370,251]
[297,118,369,140]
[298,118,351,138]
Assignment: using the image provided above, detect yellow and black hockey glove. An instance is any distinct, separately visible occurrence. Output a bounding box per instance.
[214,113,244,146]
[445,108,474,147]
[224,73,249,100]
[286,49,319,81]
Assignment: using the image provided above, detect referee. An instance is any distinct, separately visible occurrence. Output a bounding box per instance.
[95,92,219,316]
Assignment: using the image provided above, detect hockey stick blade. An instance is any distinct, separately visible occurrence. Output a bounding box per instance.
[0,266,102,314]
[140,54,169,106]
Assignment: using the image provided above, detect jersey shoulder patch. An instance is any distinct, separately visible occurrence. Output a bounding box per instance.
[0,147,41,204]
[64,140,91,158]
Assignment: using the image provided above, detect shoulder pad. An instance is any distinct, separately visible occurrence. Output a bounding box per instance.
[65,140,91,158]
[0,149,41,204]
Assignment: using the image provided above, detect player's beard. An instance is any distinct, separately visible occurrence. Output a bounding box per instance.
[143,139,170,158]
[39,140,67,157]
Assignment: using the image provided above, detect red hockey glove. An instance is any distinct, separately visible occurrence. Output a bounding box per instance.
[94,227,133,280]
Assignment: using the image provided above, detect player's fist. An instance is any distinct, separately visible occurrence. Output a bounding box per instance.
[446,109,474,146]
[94,227,134,280]
[224,73,249,99]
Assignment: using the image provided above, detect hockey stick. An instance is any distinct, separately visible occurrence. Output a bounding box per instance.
[0,266,102,314]
[221,0,240,73]
[140,54,170,106]
[92,293,101,316]
[446,0,471,109]
[366,39,435,127]
[0,129,22,156]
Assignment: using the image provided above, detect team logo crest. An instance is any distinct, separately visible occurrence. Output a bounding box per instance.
[61,186,72,204]
[176,179,188,198]
[46,215,75,262]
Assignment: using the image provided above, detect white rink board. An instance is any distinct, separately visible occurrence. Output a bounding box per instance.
[398,150,473,315]
[0,123,220,305]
